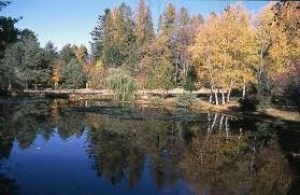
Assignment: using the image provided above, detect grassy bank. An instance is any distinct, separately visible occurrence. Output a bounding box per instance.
[134,97,300,123]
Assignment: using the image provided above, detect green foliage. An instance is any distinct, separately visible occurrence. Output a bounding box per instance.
[42,41,57,67]
[0,42,25,89]
[155,59,174,91]
[40,41,57,86]
[20,29,46,88]
[99,3,137,69]
[90,8,111,61]
[182,66,197,92]
[0,1,20,58]
[145,58,174,91]
[0,27,58,90]
[61,58,87,89]
[59,44,76,64]
[257,96,272,109]
[106,68,137,100]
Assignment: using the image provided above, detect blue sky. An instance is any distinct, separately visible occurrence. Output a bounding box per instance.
[1,0,270,51]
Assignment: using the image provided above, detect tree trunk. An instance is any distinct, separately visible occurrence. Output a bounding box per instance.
[35,83,38,91]
[209,85,214,104]
[242,84,246,99]
[227,80,233,104]
[207,113,218,136]
[222,92,225,105]
[214,89,219,105]
[219,115,224,132]
[242,78,247,99]
[225,116,229,141]
[54,82,58,90]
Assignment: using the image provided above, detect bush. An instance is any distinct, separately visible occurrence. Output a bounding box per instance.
[257,95,272,109]
[176,92,197,108]
[106,68,137,101]
[238,96,259,112]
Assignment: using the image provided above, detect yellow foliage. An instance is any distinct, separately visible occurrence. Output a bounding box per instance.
[88,60,107,89]
[190,5,257,91]
[51,60,63,89]
[256,2,300,81]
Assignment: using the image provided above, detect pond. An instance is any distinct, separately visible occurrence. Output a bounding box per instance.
[0,99,299,195]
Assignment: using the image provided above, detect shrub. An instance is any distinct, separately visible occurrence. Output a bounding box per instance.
[176,92,197,108]
[106,68,137,101]
[238,96,259,112]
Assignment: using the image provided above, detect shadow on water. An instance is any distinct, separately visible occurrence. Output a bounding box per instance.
[0,98,299,194]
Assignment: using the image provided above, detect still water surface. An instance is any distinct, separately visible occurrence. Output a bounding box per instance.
[0,99,299,194]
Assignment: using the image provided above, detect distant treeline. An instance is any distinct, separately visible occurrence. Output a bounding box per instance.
[0,1,299,106]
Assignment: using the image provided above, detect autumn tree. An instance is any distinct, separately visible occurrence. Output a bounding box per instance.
[219,5,257,101]
[141,38,174,91]
[73,44,88,66]
[135,0,154,47]
[190,5,257,104]
[51,60,63,90]
[158,3,176,37]
[87,60,106,89]
[256,2,300,98]
[190,13,223,104]
[254,4,273,98]
[102,3,137,68]
[41,41,57,87]
[172,7,202,89]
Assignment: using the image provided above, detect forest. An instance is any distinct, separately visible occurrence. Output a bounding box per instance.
[0,0,299,109]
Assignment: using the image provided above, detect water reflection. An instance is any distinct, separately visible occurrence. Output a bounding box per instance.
[0,99,298,194]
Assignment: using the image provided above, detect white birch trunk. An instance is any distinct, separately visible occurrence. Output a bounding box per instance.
[222,93,225,105]
[225,116,229,141]
[242,78,246,99]
[211,113,218,133]
[209,85,214,104]
[219,115,224,132]
[214,89,219,105]
[242,85,246,99]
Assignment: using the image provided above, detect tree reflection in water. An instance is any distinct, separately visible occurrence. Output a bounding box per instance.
[0,101,18,194]
[0,99,296,194]
[180,114,292,194]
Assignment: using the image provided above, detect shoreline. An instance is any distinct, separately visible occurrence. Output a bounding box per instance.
[2,91,299,125]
